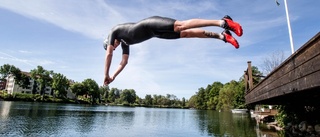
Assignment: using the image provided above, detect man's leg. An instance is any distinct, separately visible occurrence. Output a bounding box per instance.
[180,28,219,38]
[180,28,239,49]
[174,19,222,32]
[174,15,243,37]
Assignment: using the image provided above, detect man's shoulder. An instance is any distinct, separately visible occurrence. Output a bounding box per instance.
[113,23,134,30]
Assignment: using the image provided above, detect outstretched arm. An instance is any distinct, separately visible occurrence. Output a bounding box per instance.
[104,44,114,85]
[109,54,129,83]
[104,39,129,85]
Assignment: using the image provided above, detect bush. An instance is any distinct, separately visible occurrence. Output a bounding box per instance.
[0,91,13,100]
[13,93,34,101]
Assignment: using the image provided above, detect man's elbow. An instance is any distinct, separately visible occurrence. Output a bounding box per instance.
[106,52,113,57]
[121,60,128,66]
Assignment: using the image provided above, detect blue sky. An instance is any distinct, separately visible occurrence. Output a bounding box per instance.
[0,0,319,99]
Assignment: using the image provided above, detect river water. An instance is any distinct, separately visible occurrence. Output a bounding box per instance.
[0,101,279,137]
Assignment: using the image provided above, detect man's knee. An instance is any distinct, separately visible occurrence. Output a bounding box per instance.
[180,31,189,38]
[174,20,186,32]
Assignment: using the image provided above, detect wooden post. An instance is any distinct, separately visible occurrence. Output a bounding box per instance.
[244,71,248,93]
[247,61,253,90]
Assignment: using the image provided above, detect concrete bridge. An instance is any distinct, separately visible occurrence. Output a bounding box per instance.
[245,32,320,106]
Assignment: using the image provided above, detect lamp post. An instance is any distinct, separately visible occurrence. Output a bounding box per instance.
[283,0,295,54]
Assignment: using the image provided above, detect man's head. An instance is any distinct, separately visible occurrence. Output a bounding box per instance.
[103,39,108,50]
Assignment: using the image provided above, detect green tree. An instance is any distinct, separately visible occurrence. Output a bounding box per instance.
[70,82,86,97]
[120,89,136,104]
[252,66,263,85]
[153,94,160,105]
[158,95,166,106]
[189,65,263,111]
[135,96,142,105]
[188,95,197,108]
[196,87,207,109]
[99,86,109,102]
[204,84,211,106]
[165,94,172,106]
[115,89,120,99]
[217,80,238,110]
[82,79,99,103]
[168,94,180,107]
[30,66,53,96]
[145,94,153,106]
[233,79,246,109]
[51,72,69,98]
[181,97,186,107]
[0,64,15,80]
[0,64,30,88]
[108,88,117,102]
[241,65,263,86]
[207,82,223,110]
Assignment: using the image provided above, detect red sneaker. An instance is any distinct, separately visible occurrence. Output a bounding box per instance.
[222,15,243,37]
[222,30,239,49]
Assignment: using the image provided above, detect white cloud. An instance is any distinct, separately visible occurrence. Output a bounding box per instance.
[0,51,35,67]
[0,0,125,39]
[18,50,32,54]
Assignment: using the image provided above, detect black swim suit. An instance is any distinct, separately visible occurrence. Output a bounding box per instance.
[104,16,181,54]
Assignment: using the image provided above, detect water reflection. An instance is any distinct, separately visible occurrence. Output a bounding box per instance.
[195,110,278,137]
[0,101,12,118]
[0,101,280,137]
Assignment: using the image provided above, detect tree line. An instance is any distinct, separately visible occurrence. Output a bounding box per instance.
[187,66,263,110]
[99,86,186,108]
[0,64,187,107]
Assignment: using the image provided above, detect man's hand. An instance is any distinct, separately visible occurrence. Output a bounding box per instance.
[104,76,113,86]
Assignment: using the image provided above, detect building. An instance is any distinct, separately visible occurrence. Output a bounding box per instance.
[4,72,75,99]
[0,80,6,90]
[5,73,52,95]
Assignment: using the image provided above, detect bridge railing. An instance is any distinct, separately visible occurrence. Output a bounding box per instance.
[245,32,320,105]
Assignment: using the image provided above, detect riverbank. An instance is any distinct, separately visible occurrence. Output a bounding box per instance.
[283,121,320,137]
[0,91,188,109]
[249,106,320,137]
[105,103,189,109]
[253,113,320,137]
[0,92,77,103]
[254,117,320,137]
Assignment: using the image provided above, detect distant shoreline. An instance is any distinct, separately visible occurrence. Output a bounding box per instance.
[0,92,189,109]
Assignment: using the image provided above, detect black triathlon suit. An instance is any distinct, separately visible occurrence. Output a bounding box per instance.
[104,16,181,55]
